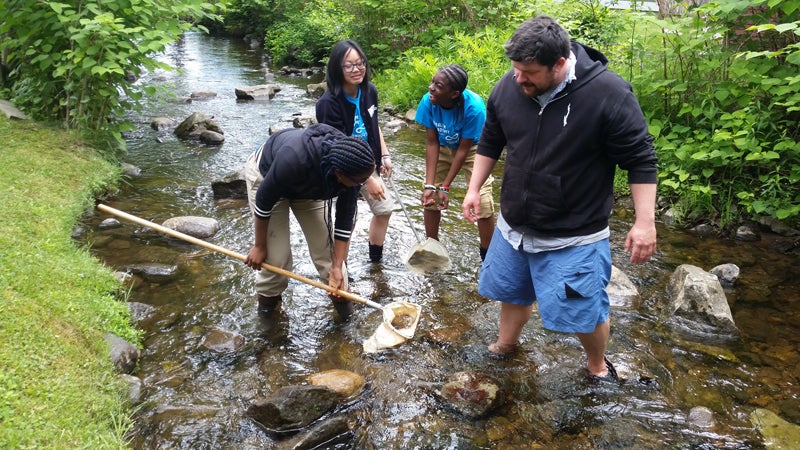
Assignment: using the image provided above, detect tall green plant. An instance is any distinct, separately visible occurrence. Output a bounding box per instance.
[0,0,221,149]
[626,0,800,228]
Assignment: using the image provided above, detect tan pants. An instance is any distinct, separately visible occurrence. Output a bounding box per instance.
[426,144,495,219]
[244,151,347,297]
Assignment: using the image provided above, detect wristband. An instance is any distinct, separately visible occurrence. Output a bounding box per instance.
[382,155,391,159]
[439,185,450,193]
[423,184,437,191]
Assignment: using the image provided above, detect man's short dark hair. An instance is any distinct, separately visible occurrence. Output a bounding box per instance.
[504,16,571,68]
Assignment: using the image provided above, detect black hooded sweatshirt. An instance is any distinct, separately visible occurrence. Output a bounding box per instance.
[478,42,658,237]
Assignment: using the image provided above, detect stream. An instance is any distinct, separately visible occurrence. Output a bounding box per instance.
[80,32,800,449]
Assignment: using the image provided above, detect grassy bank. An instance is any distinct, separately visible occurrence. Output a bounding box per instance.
[0,115,139,448]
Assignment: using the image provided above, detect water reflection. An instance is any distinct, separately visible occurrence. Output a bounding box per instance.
[81,32,799,448]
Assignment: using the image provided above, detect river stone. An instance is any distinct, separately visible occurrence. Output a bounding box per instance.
[190,90,217,100]
[150,117,175,130]
[161,216,220,238]
[128,301,156,322]
[119,374,145,405]
[98,218,121,229]
[199,129,225,144]
[307,369,365,397]
[687,406,715,428]
[234,84,277,100]
[710,263,740,287]
[751,408,800,448]
[120,162,141,176]
[279,415,351,450]
[105,333,140,374]
[246,385,340,432]
[211,169,247,199]
[201,327,245,353]
[439,371,502,418]
[126,263,178,283]
[607,265,640,308]
[306,81,326,97]
[292,115,316,128]
[174,112,223,140]
[666,264,738,335]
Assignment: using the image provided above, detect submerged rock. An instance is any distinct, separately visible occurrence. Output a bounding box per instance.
[751,408,800,448]
[439,371,502,418]
[247,385,340,432]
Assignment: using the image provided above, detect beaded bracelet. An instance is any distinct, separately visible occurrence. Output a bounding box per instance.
[439,185,450,194]
[423,184,437,191]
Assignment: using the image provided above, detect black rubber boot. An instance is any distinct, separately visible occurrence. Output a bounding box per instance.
[257,294,281,315]
[368,243,383,263]
[331,300,354,320]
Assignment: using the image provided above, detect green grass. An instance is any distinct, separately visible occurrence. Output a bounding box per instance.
[0,115,139,449]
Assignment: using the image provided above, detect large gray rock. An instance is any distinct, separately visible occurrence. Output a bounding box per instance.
[235,84,279,100]
[174,112,223,141]
[666,264,738,335]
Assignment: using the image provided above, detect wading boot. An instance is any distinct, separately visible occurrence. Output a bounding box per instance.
[257,294,281,315]
[331,299,354,320]
[368,243,383,263]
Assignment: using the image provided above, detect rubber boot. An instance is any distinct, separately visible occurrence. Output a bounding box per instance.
[331,299,354,320]
[368,243,383,263]
[257,294,281,315]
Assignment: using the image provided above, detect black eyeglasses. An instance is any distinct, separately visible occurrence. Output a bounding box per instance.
[342,61,366,73]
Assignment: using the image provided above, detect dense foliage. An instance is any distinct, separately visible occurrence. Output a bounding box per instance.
[1,0,798,230]
[0,0,220,151]
[625,1,800,228]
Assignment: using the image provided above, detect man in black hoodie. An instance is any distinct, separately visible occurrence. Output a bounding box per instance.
[462,16,658,379]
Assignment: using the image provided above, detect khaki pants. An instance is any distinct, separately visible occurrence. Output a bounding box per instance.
[244,150,347,297]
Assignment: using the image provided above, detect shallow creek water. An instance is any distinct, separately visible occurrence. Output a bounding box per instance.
[79,33,800,449]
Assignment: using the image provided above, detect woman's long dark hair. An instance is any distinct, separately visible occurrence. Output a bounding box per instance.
[325,40,371,97]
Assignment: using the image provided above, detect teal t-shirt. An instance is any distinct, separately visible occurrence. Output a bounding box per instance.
[345,88,368,142]
[414,89,486,149]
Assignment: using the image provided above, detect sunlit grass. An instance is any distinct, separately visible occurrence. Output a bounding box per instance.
[0,116,139,449]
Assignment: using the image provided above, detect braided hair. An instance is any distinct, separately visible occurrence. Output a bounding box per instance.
[327,136,375,178]
[319,135,374,258]
[437,63,468,121]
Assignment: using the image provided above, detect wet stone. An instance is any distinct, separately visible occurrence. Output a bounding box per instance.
[687,406,716,428]
[439,371,502,418]
[201,327,245,353]
[307,369,365,397]
[247,385,340,433]
[126,263,178,283]
[161,216,220,239]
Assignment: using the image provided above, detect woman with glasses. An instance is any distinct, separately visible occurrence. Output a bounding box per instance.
[415,64,495,262]
[316,40,394,264]
[244,123,376,319]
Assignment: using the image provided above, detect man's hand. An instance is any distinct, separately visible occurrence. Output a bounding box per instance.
[624,222,656,264]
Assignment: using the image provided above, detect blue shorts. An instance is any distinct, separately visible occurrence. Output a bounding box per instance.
[478,228,611,334]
